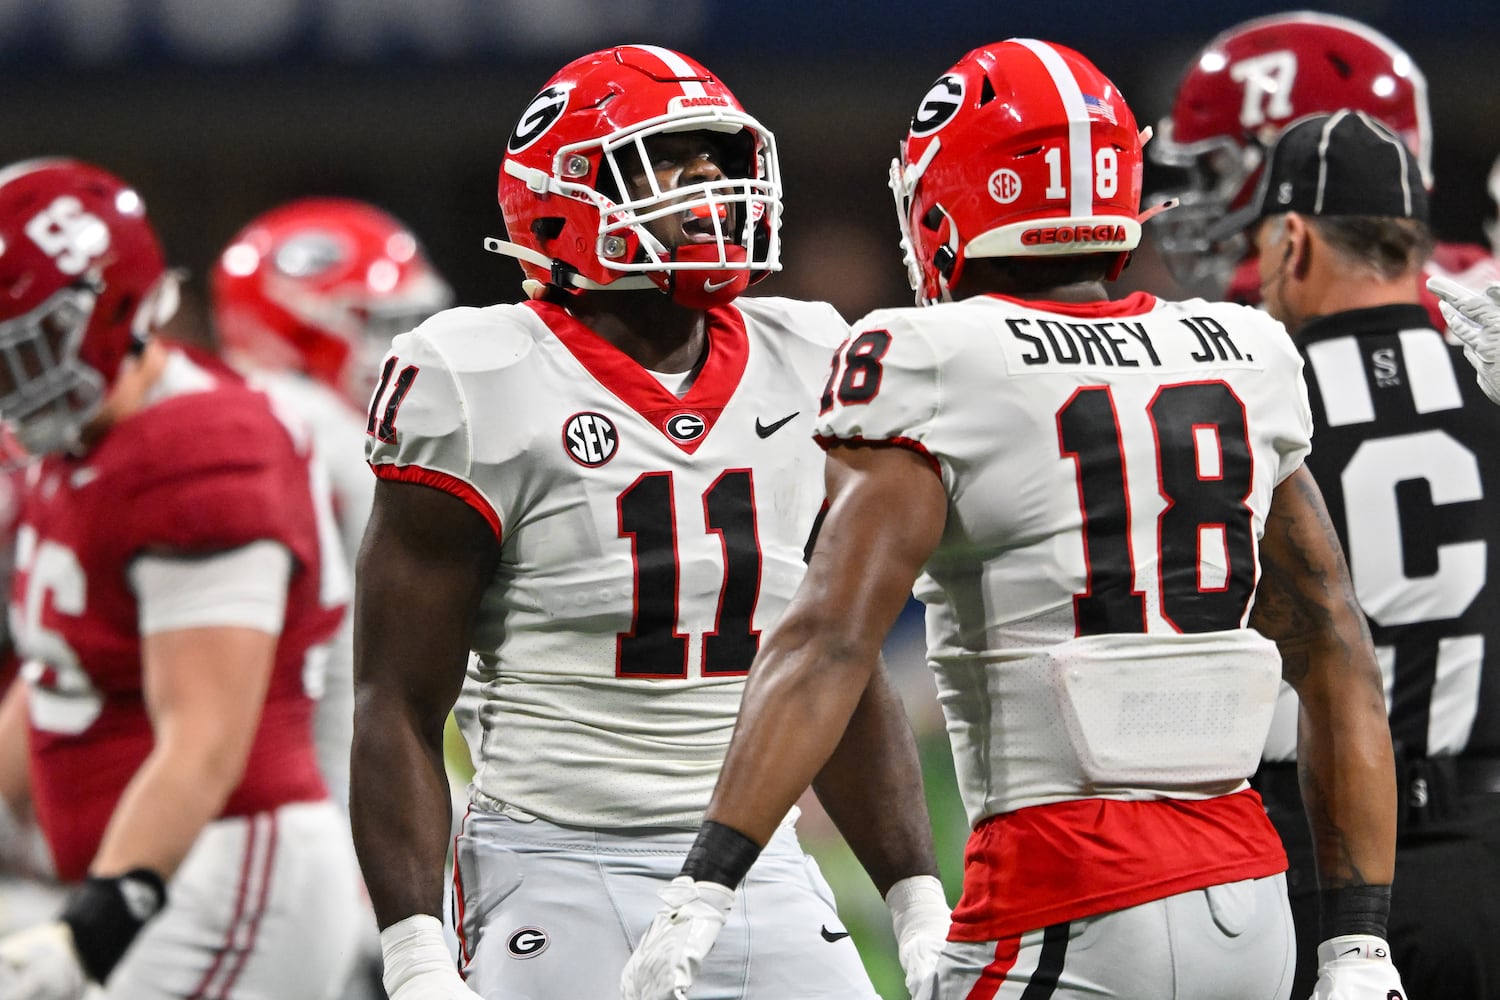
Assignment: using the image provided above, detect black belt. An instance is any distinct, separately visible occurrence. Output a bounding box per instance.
[1254,756,1500,813]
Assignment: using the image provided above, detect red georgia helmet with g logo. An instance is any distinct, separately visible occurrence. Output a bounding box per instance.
[212,198,453,410]
[891,39,1145,305]
[0,158,178,456]
[1149,12,1431,294]
[489,45,782,309]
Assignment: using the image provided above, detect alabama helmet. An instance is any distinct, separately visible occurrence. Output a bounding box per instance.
[0,158,179,456]
[489,44,782,308]
[891,38,1146,305]
[212,198,453,409]
[1150,11,1431,294]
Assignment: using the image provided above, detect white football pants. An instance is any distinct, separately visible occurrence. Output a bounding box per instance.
[921,874,1294,1000]
[449,804,879,999]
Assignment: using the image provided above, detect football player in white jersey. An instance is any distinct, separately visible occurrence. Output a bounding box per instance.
[623,40,1404,1000]
[212,197,453,808]
[347,45,947,1000]
[211,198,454,1000]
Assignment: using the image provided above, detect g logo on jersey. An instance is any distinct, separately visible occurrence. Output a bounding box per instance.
[564,412,618,467]
[910,75,965,137]
[506,927,549,959]
[508,85,571,153]
[665,412,706,443]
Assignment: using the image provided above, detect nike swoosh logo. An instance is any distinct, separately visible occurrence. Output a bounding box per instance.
[820,925,851,942]
[755,412,799,438]
[704,276,737,293]
[1339,946,1362,958]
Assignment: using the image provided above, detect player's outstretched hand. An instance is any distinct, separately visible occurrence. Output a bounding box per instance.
[0,921,90,1000]
[1428,276,1500,404]
[886,875,949,999]
[620,876,735,1000]
[379,915,484,1000]
[1309,935,1406,1000]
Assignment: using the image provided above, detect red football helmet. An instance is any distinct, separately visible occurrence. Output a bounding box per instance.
[1150,12,1431,294]
[489,44,782,308]
[891,38,1146,305]
[0,158,179,456]
[212,198,452,409]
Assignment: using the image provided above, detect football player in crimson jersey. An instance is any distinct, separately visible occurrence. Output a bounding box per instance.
[1148,10,1496,326]
[348,45,946,1000]
[1218,111,1500,999]
[0,159,363,999]
[623,40,1403,1000]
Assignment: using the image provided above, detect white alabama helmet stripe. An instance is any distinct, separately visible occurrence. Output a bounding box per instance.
[1015,38,1094,219]
[625,44,709,99]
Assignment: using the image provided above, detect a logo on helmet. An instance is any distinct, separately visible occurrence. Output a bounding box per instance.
[1020,225,1130,246]
[273,231,346,278]
[665,412,706,442]
[508,85,571,154]
[667,95,731,113]
[988,169,1023,205]
[910,75,965,137]
[564,412,618,467]
[25,196,110,277]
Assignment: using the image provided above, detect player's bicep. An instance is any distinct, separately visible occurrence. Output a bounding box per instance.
[142,625,279,779]
[793,443,945,653]
[354,478,500,724]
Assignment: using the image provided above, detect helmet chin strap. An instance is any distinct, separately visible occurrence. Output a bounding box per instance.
[484,236,751,308]
[656,244,750,309]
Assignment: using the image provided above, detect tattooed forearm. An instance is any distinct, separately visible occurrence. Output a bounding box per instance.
[1297,754,1375,889]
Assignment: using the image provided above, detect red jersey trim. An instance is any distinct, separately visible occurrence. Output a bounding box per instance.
[948,790,1287,942]
[372,463,503,542]
[982,290,1158,318]
[525,299,749,455]
[814,433,943,479]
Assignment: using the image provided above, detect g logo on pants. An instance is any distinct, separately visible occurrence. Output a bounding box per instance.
[507,926,549,959]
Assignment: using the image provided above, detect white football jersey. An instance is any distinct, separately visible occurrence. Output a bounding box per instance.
[367,296,846,827]
[818,291,1313,825]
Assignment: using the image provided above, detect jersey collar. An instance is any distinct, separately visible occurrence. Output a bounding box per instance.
[526,299,749,454]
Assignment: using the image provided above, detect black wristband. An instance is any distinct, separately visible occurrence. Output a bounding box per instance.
[681,820,763,890]
[1319,884,1391,940]
[61,868,168,984]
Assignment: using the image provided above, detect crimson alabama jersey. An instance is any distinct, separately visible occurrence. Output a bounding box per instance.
[366,296,844,828]
[818,291,1310,938]
[9,348,343,881]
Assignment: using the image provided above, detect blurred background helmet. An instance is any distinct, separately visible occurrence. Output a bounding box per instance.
[212,197,453,410]
[0,158,178,456]
[1149,11,1430,295]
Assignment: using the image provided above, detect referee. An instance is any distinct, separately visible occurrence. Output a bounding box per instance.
[1212,109,1500,998]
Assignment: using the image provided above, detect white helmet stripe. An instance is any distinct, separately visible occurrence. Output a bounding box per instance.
[1015,39,1094,219]
[625,44,709,99]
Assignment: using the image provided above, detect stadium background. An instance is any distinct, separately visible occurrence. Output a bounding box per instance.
[3,1,1496,995]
